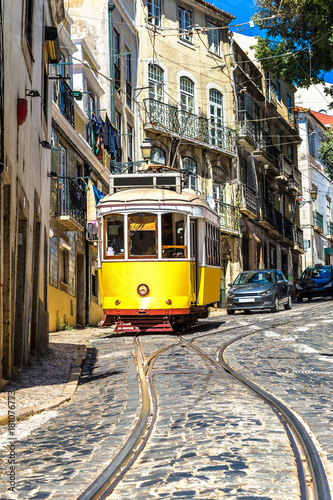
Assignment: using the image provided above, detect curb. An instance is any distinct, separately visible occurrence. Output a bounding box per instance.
[0,345,87,426]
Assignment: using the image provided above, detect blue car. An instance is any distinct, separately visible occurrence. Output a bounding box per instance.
[226,269,292,314]
[296,265,333,302]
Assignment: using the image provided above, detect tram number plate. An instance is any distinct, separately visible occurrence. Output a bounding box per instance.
[238,298,255,303]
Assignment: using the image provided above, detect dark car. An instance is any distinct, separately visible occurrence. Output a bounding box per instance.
[296,265,333,302]
[226,269,292,315]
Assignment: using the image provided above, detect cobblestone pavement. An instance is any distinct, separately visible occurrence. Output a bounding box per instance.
[0,300,332,499]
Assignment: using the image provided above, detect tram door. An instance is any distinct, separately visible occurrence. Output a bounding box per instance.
[190,219,197,303]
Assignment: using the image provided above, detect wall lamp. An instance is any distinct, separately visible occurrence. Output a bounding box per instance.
[40,140,52,149]
[26,89,40,97]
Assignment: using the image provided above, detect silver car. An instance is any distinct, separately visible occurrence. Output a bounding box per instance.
[226,269,292,315]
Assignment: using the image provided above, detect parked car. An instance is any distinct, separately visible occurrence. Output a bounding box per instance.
[296,265,333,302]
[226,269,292,315]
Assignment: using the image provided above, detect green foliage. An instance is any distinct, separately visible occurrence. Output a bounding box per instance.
[253,0,333,88]
[55,310,70,331]
[318,131,333,179]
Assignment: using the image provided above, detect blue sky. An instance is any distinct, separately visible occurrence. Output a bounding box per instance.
[213,0,333,84]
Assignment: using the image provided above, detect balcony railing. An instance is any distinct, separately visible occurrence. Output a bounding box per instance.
[56,177,85,231]
[278,154,293,179]
[144,98,236,155]
[294,225,304,250]
[293,167,302,191]
[284,217,294,241]
[53,76,75,127]
[215,201,240,234]
[237,111,259,145]
[265,79,277,106]
[239,185,257,217]
[259,197,274,227]
[328,221,333,237]
[273,207,284,235]
[313,211,324,232]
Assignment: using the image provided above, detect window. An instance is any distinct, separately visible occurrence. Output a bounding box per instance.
[105,215,124,258]
[127,124,133,164]
[125,47,132,108]
[129,213,157,258]
[60,249,69,285]
[148,64,164,102]
[276,132,281,151]
[161,213,187,259]
[207,21,220,55]
[114,30,121,92]
[179,6,193,43]
[151,146,166,165]
[24,0,34,50]
[213,167,226,202]
[209,89,223,147]
[182,157,197,191]
[287,144,294,163]
[327,197,331,222]
[147,0,161,26]
[276,79,281,101]
[180,77,194,112]
[205,222,220,267]
[115,111,122,162]
[308,128,315,157]
[286,91,293,114]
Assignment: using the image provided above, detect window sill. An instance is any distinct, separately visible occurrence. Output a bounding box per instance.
[177,38,196,50]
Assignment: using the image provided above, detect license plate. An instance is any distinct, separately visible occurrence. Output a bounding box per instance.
[238,298,255,303]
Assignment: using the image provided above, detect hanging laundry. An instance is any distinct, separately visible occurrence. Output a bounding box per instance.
[93,184,104,205]
[87,179,97,223]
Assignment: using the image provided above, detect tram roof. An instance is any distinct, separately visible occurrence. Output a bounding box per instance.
[98,188,213,210]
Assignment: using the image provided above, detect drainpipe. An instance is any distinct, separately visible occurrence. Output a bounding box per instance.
[108,1,115,124]
[85,239,90,327]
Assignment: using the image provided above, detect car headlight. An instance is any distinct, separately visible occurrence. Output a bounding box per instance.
[324,282,333,288]
[260,290,271,296]
[296,284,303,290]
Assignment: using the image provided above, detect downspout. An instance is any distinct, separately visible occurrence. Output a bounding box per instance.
[108,1,115,124]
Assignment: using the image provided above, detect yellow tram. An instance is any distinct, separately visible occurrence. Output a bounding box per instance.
[97,172,221,332]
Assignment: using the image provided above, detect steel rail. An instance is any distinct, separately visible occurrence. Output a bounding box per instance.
[217,335,331,500]
[77,338,181,500]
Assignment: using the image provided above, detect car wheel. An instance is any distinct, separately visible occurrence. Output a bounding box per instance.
[284,294,292,310]
[227,310,235,315]
[271,296,279,313]
[244,310,251,314]
[297,296,303,303]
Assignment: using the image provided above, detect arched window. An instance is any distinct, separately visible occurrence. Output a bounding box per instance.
[209,89,223,147]
[148,64,164,102]
[182,157,197,191]
[151,146,166,165]
[180,77,194,112]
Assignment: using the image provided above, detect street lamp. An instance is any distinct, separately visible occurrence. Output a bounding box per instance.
[111,138,153,174]
[140,137,153,162]
[299,186,318,207]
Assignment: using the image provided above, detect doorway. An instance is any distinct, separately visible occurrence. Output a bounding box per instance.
[76,252,85,327]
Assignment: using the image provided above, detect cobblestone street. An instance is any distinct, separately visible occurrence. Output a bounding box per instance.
[0,300,332,499]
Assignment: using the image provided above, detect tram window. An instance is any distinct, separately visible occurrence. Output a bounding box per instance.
[162,213,187,258]
[205,222,220,266]
[129,213,157,258]
[105,215,124,258]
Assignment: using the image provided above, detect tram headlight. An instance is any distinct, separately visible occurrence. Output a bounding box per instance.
[115,300,121,305]
[166,299,172,305]
[137,284,149,296]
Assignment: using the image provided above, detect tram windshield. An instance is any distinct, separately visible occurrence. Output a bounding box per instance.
[105,215,124,258]
[129,213,157,257]
[161,213,187,258]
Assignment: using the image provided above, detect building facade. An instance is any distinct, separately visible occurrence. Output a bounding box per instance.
[0,0,65,387]
[297,108,333,268]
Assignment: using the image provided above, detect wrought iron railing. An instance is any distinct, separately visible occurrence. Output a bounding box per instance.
[53,76,75,127]
[240,185,257,215]
[328,221,333,237]
[144,98,237,155]
[259,197,274,226]
[214,201,240,233]
[313,211,324,231]
[237,111,259,144]
[57,177,85,227]
[294,225,304,250]
[273,207,283,235]
[293,167,302,191]
[284,217,294,241]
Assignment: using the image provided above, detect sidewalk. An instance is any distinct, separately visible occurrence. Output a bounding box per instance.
[0,327,105,426]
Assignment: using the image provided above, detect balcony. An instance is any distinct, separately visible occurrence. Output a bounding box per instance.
[258,197,274,229]
[327,221,333,241]
[293,167,302,193]
[53,76,75,127]
[215,201,240,235]
[269,207,284,238]
[313,211,324,233]
[237,111,259,148]
[294,225,304,253]
[239,185,257,219]
[265,79,277,107]
[284,217,294,242]
[253,132,280,174]
[144,98,237,156]
[277,154,293,181]
[56,177,85,231]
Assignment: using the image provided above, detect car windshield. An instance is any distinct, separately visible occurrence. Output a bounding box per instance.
[301,267,332,280]
[234,271,273,285]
